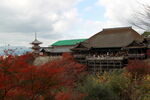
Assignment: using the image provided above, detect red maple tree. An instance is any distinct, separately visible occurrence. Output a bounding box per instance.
[0,53,86,100]
[126,60,150,79]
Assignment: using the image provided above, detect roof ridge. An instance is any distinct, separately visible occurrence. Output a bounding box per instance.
[103,26,132,31]
[56,38,87,41]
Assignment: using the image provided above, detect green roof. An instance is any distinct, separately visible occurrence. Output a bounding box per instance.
[52,39,87,46]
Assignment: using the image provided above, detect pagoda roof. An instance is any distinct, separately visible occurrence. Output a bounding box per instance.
[31,39,42,44]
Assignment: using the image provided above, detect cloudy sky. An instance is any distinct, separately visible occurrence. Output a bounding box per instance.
[0,0,149,47]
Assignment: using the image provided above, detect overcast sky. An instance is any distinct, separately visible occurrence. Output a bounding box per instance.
[0,0,149,47]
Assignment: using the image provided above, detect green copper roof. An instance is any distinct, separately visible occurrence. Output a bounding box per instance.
[52,39,87,46]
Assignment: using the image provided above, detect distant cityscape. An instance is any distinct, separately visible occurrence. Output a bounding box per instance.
[0,45,31,55]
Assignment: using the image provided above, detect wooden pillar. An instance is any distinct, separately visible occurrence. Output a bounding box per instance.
[99,61,101,73]
[119,61,122,69]
[140,48,142,59]
[113,60,115,70]
[107,60,108,71]
[94,60,95,73]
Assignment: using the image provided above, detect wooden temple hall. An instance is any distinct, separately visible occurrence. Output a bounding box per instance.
[42,27,150,72]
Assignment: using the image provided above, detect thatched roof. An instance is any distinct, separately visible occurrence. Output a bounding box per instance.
[74,27,144,49]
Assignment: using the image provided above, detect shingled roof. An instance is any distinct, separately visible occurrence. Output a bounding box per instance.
[78,27,144,48]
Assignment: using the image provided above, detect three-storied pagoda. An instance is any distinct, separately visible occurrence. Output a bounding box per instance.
[31,33,42,55]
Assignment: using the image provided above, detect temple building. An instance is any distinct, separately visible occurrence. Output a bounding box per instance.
[72,27,148,72]
[41,27,150,72]
[41,39,87,56]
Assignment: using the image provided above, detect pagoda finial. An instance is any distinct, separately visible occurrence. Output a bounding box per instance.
[35,32,37,40]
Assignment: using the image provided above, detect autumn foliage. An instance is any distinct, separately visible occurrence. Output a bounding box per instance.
[1,52,149,100]
[0,53,86,100]
[126,60,150,79]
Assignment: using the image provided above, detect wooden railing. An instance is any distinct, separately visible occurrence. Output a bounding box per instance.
[86,56,125,60]
[128,53,145,58]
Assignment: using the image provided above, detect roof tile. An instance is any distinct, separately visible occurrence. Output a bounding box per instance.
[52,39,87,46]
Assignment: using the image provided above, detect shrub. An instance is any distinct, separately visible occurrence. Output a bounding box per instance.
[77,75,118,100]
[98,71,150,100]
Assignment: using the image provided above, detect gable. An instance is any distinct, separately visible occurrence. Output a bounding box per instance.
[81,27,144,48]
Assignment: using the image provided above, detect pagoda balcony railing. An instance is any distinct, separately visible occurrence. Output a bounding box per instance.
[32,46,41,49]
[49,56,62,59]
[73,54,86,58]
[86,56,125,60]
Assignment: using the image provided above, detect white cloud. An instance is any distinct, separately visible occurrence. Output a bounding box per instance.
[0,0,106,47]
[0,0,149,47]
[97,0,150,28]
[0,0,84,46]
[0,0,83,33]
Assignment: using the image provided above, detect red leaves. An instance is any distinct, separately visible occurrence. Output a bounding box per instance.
[126,60,150,79]
[55,91,72,100]
[55,91,85,100]
[0,53,86,100]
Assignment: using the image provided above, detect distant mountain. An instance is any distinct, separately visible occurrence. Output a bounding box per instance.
[0,46,32,55]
